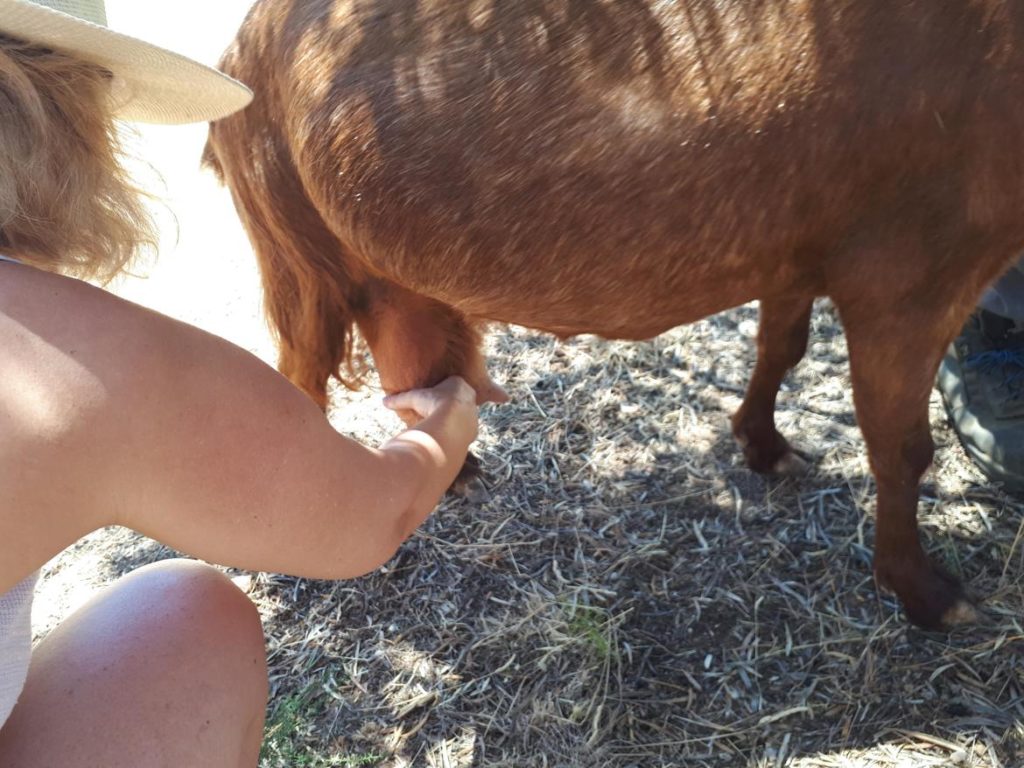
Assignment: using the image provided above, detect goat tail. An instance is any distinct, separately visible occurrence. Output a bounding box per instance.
[203,127,367,409]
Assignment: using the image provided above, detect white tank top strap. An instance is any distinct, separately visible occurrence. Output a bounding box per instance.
[0,571,39,730]
[0,254,23,265]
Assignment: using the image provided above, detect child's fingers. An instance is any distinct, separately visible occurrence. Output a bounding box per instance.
[383,390,430,415]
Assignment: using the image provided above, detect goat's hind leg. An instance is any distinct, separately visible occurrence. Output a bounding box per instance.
[835,292,978,628]
[732,296,814,475]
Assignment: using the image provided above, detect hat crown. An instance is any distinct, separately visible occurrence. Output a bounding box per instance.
[28,0,106,26]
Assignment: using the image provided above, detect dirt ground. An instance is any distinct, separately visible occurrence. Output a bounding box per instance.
[30,2,1024,767]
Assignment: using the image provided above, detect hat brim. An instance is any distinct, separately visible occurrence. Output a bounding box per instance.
[0,0,252,124]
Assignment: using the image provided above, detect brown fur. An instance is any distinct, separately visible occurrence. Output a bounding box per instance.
[0,36,154,281]
[205,0,1024,628]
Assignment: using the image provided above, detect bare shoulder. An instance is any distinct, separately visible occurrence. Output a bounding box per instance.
[0,265,326,590]
[0,268,141,432]
[0,267,190,427]
[0,265,294,412]
[0,266,163,589]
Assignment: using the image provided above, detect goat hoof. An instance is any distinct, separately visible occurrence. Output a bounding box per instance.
[734,427,807,476]
[449,451,484,496]
[459,476,492,504]
[941,598,982,626]
[876,558,981,629]
[772,450,809,476]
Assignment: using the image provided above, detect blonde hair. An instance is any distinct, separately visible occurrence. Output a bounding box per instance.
[0,35,154,282]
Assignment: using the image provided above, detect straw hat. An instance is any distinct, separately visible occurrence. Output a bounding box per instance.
[0,0,252,124]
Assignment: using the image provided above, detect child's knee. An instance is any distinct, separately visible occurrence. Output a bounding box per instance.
[118,559,267,698]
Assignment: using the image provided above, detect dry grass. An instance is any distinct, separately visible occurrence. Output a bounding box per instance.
[37,300,1024,767]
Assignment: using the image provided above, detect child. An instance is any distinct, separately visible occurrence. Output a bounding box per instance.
[0,2,483,764]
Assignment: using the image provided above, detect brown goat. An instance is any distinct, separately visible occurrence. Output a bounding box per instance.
[205,0,1024,629]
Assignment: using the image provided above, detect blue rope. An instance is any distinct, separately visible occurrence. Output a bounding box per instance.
[966,347,1024,398]
[966,348,1024,370]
